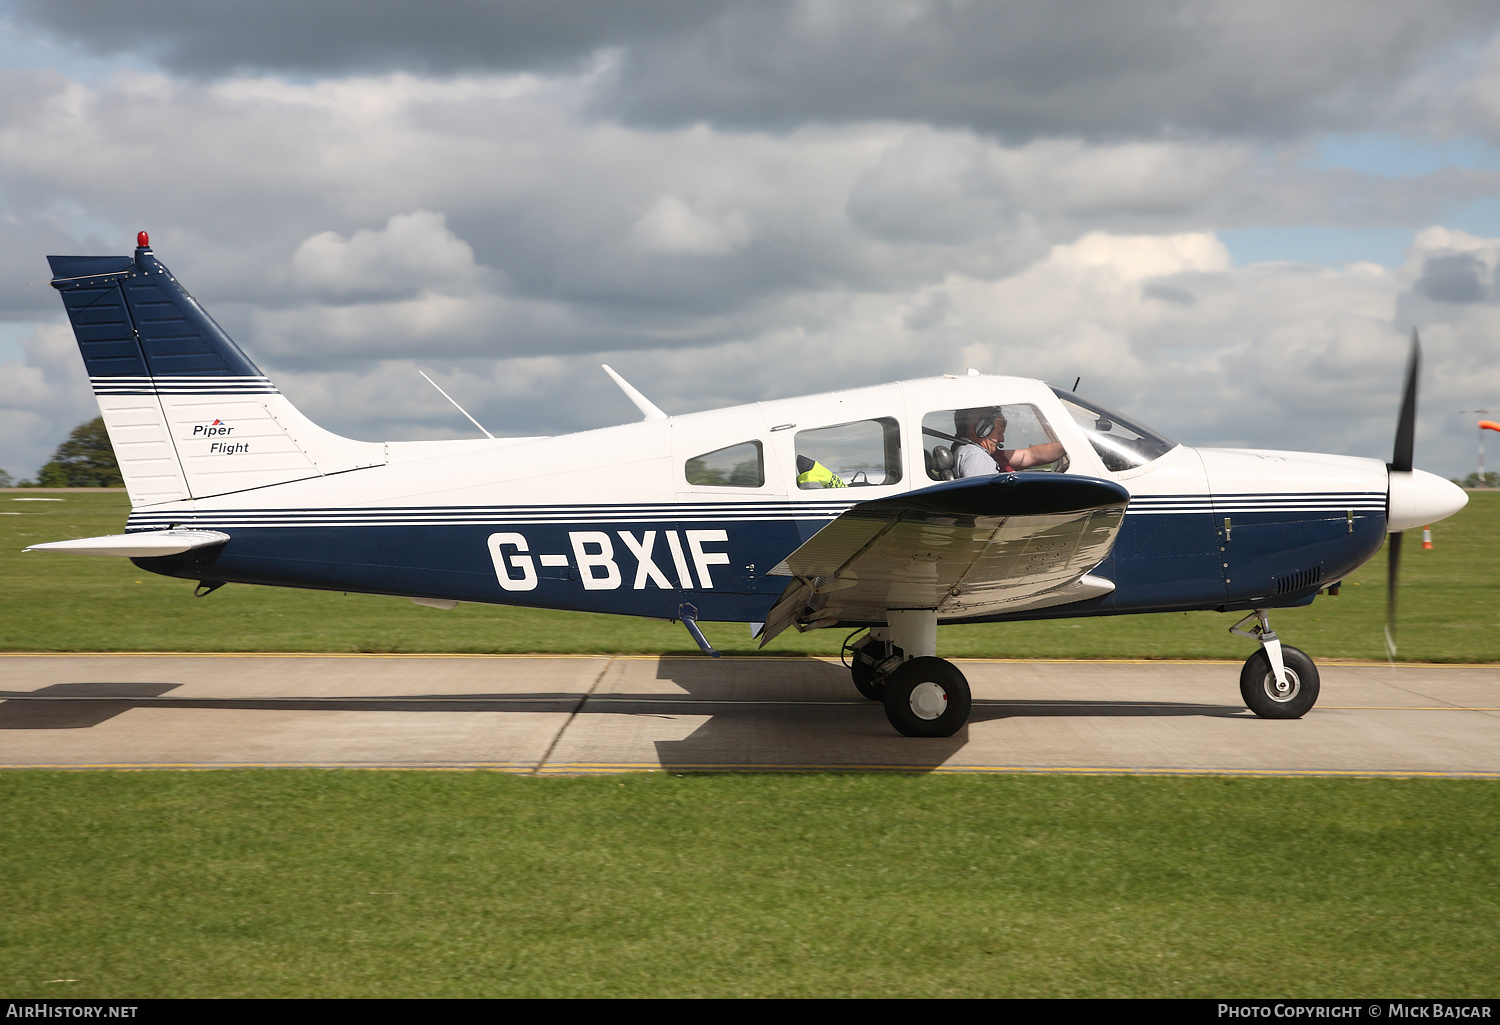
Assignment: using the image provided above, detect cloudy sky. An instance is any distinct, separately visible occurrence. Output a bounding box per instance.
[5,0,1500,481]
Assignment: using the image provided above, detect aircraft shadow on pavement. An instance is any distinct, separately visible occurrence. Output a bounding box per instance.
[0,665,1247,774]
[0,682,185,729]
[0,682,589,730]
[646,658,1248,772]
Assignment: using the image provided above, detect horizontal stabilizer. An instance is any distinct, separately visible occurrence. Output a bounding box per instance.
[25,529,230,558]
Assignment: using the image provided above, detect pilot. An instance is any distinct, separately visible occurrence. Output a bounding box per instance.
[795,454,848,489]
[952,406,1066,477]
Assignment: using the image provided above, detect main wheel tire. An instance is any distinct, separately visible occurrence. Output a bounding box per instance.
[882,657,972,738]
[1239,645,1320,719]
[850,636,886,700]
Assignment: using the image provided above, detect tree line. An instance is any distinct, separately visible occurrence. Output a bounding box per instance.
[0,418,122,488]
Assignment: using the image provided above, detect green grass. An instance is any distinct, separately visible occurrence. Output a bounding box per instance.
[3,489,1497,660]
[4,497,1497,999]
[0,772,1495,998]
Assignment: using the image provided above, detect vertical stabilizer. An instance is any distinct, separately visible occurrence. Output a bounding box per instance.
[49,238,384,507]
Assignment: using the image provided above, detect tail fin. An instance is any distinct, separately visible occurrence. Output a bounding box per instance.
[49,237,384,507]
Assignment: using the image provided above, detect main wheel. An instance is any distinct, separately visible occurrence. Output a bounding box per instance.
[1239,645,1320,719]
[882,657,972,738]
[849,635,887,700]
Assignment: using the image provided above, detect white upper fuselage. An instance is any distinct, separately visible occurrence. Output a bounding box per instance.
[123,373,1396,516]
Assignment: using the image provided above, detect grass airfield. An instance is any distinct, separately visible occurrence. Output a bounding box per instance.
[1,489,1497,998]
[1,771,1496,998]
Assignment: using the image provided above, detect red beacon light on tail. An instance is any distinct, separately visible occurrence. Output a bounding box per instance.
[136,231,149,248]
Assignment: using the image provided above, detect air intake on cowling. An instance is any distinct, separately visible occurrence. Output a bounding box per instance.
[1274,566,1324,596]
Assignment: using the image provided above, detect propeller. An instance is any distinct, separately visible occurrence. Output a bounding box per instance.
[1385,329,1421,660]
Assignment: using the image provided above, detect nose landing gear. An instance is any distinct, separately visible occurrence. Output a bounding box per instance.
[1231,610,1321,718]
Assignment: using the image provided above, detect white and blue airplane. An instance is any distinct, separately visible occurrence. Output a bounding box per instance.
[29,233,1469,737]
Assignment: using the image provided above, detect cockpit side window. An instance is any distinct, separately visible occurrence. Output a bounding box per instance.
[794,418,902,489]
[1051,388,1176,472]
[685,440,765,488]
[922,404,1068,480]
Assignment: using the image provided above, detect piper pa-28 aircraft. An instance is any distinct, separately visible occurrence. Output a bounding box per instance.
[30,233,1469,738]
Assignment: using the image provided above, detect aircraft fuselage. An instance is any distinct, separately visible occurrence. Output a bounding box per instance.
[125,376,1397,626]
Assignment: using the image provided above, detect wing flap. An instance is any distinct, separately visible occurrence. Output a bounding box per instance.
[759,474,1128,645]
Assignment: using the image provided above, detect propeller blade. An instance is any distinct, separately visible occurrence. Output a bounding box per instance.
[1391,329,1420,473]
[1385,330,1420,661]
[1384,530,1402,661]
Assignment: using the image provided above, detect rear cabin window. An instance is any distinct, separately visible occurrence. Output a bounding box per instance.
[794,418,902,489]
[685,440,765,488]
[921,404,1068,480]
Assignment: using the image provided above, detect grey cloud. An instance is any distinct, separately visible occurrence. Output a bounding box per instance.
[1142,282,1196,306]
[5,0,717,77]
[11,1,1500,139]
[0,322,98,476]
[579,1,1500,139]
[846,131,1017,244]
[8,33,1500,481]
[1414,252,1492,304]
[901,290,954,331]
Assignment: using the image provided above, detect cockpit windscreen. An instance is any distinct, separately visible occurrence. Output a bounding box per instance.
[1050,387,1177,472]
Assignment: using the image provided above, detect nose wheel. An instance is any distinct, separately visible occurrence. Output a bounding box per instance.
[1231,611,1320,719]
[1240,645,1320,719]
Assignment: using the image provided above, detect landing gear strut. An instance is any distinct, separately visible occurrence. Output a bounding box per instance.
[1231,610,1321,719]
[849,612,972,737]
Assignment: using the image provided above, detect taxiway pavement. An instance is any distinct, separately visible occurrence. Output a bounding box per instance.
[1,654,1496,777]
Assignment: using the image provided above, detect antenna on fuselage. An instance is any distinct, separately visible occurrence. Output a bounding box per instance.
[418,370,495,439]
[602,365,668,422]
[1073,377,1081,392]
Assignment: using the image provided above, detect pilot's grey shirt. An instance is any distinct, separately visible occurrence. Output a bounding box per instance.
[953,441,1001,477]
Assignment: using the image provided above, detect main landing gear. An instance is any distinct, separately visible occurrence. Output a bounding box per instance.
[846,607,1322,735]
[845,612,972,738]
[1230,610,1321,719]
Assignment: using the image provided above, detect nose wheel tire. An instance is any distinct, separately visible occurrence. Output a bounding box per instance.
[1239,645,1320,719]
[882,657,972,737]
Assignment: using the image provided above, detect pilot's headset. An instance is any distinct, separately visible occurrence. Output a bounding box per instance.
[965,406,1005,440]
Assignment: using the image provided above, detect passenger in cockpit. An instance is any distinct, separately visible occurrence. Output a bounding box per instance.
[795,454,848,488]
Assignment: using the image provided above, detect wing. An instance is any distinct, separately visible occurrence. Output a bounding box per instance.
[759,473,1129,646]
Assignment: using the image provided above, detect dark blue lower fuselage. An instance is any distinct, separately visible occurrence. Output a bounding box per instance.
[129,497,1387,624]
